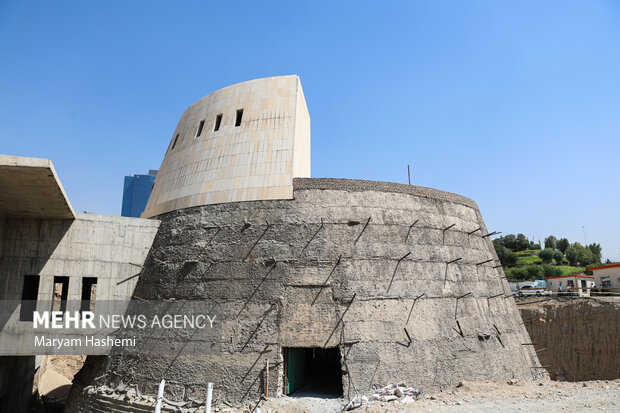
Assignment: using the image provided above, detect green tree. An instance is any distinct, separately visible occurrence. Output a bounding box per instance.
[551,267,563,277]
[553,250,564,265]
[515,234,529,251]
[541,264,562,277]
[544,236,557,250]
[587,243,602,264]
[500,234,516,250]
[565,242,596,266]
[557,238,569,254]
[526,266,543,279]
[493,241,517,266]
[565,243,581,266]
[581,249,595,266]
[538,248,554,264]
[510,267,528,281]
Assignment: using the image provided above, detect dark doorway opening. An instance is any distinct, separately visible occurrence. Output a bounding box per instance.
[284,347,343,397]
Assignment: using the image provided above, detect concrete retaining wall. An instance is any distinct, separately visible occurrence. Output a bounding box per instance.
[519,297,619,381]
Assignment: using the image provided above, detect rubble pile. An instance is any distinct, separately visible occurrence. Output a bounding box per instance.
[345,383,423,410]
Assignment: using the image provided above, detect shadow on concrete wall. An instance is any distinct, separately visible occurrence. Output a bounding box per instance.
[0,217,72,413]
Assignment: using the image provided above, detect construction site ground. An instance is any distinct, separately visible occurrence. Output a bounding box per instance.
[254,379,620,413]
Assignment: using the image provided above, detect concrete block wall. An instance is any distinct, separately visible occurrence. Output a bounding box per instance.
[69,178,542,409]
[0,214,159,355]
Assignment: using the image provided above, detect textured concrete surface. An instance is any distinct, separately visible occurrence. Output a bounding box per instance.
[0,214,159,355]
[142,75,311,218]
[68,179,542,411]
[0,155,75,219]
[293,178,480,209]
[0,356,35,413]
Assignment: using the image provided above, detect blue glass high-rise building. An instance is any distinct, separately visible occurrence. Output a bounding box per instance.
[121,170,158,217]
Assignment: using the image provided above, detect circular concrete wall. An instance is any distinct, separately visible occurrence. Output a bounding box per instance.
[69,178,542,410]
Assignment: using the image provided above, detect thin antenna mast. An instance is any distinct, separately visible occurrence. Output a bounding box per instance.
[582,226,588,245]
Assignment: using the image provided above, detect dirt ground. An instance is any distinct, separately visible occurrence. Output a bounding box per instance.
[255,379,620,413]
[35,355,85,400]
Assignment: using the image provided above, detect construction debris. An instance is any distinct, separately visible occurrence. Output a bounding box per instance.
[345,383,423,410]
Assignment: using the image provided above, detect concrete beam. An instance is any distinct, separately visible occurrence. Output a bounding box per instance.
[0,155,75,219]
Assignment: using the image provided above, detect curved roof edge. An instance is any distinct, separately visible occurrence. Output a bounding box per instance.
[293,178,480,211]
[183,74,299,115]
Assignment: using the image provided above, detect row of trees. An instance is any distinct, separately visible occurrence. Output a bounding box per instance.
[494,234,540,252]
[492,234,538,267]
[543,236,569,253]
[565,242,601,266]
[509,264,564,281]
[537,248,564,265]
[541,238,602,266]
[493,233,603,268]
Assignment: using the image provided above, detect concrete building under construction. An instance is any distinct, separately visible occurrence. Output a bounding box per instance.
[1,76,544,412]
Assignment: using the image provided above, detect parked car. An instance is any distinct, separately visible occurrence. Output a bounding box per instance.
[513,285,552,297]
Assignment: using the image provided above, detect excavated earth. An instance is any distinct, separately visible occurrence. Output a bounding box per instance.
[257,379,620,412]
[518,296,619,382]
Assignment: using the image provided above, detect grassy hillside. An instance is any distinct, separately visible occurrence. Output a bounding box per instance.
[517,256,541,264]
[504,265,584,280]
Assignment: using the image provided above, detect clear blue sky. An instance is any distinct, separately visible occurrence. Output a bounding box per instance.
[1,1,618,261]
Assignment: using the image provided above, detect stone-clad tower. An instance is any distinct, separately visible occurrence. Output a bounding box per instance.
[142,75,310,217]
[66,76,543,412]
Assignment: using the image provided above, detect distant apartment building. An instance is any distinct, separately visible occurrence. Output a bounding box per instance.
[121,170,157,217]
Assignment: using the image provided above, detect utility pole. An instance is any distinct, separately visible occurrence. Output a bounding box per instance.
[582,226,588,245]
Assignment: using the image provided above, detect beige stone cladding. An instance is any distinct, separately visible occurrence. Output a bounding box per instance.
[142,75,311,218]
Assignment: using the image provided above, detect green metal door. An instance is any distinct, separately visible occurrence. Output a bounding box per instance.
[287,348,306,394]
